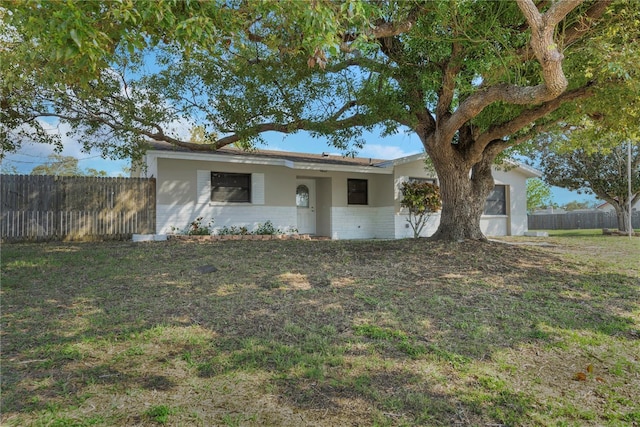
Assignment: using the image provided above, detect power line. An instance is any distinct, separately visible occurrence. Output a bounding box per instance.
[3,154,108,163]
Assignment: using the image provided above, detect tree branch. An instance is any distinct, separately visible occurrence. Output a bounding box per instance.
[518,1,612,62]
[378,35,406,65]
[370,18,416,40]
[341,5,424,47]
[474,84,594,160]
[170,113,373,151]
[439,0,582,143]
[477,83,594,148]
[323,57,389,75]
[517,0,579,91]
[329,100,358,121]
[562,1,612,49]
[435,42,462,124]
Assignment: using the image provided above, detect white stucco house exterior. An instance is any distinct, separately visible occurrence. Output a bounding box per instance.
[596,200,640,213]
[135,141,540,239]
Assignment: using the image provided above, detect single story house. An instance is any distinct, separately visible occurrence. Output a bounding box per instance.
[596,200,640,213]
[136,141,541,239]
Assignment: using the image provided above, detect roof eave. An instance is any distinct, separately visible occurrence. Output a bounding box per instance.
[145,150,392,174]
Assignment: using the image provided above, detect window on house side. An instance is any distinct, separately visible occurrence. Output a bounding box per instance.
[484,185,506,215]
[211,172,251,203]
[348,179,368,205]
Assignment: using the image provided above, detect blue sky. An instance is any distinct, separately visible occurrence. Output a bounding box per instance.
[2,126,421,175]
[1,124,597,206]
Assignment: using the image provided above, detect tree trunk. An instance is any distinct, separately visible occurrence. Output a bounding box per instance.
[427,151,496,242]
[615,204,630,232]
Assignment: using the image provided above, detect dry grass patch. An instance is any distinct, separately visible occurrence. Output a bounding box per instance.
[1,236,638,426]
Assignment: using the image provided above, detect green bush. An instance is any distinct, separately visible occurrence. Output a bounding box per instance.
[186,217,214,235]
[400,181,441,238]
[217,225,249,235]
[254,220,278,235]
[170,217,214,235]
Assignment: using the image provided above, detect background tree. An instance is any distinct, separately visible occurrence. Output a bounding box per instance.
[0,163,19,174]
[561,200,597,211]
[536,140,639,231]
[526,178,553,212]
[2,1,639,241]
[400,181,442,238]
[30,154,83,176]
[30,154,108,177]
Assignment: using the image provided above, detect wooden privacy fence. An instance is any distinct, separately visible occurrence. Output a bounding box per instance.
[528,211,640,230]
[1,175,155,241]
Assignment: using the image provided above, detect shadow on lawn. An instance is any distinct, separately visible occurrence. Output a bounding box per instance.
[1,240,638,425]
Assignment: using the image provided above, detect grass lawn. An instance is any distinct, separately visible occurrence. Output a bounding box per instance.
[1,234,639,426]
[545,229,640,237]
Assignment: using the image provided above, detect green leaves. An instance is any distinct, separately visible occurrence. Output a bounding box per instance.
[401,181,441,216]
[534,138,640,229]
[2,0,639,174]
[400,180,442,238]
[68,29,81,48]
[526,178,553,212]
[29,154,107,176]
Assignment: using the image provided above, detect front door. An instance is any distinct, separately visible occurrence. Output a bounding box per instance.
[296,179,316,235]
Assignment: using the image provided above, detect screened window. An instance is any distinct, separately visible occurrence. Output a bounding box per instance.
[211,172,251,203]
[296,185,309,207]
[348,179,368,205]
[484,185,506,215]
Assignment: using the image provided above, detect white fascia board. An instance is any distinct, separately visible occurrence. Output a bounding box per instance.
[498,158,542,178]
[146,150,391,174]
[498,160,542,178]
[515,163,543,178]
[378,152,426,168]
[378,153,541,178]
[290,161,392,174]
[148,150,292,167]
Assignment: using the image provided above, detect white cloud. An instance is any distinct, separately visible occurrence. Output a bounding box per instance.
[359,144,420,160]
[259,130,424,160]
[165,116,194,141]
[2,119,128,175]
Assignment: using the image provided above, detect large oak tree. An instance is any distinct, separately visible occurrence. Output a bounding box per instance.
[2,0,638,241]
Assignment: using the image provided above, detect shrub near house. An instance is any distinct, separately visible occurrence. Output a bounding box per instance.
[400,181,441,239]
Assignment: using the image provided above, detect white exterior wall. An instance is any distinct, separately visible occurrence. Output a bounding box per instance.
[394,212,441,239]
[508,214,528,236]
[155,168,296,234]
[148,149,539,239]
[157,203,297,235]
[330,206,395,239]
[393,214,511,238]
[391,159,536,237]
[480,216,508,236]
[491,167,530,236]
[394,214,510,238]
[376,206,396,239]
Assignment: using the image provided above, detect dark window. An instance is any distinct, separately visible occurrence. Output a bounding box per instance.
[484,185,506,215]
[211,172,251,203]
[348,179,368,205]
